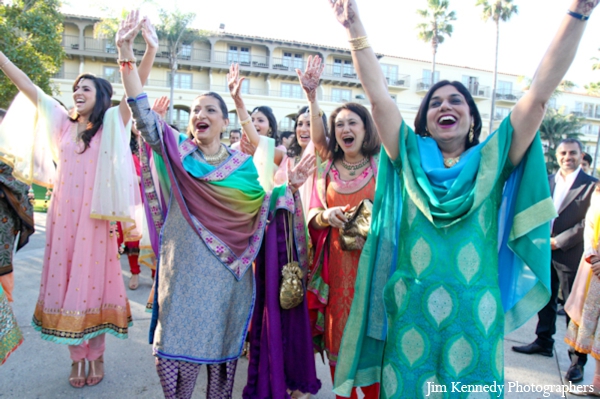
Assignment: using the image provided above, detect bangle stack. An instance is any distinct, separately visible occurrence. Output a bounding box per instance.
[315,211,329,228]
[567,10,590,21]
[240,117,252,127]
[349,36,370,51]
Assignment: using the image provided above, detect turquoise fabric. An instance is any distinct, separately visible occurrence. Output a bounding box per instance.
[333,117,554,397]
[178,134,264,196]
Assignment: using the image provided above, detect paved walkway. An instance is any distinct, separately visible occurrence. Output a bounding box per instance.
[0,212,593,398]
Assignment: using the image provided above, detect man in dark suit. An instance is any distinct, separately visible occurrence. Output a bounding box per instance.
[513,138,597,382]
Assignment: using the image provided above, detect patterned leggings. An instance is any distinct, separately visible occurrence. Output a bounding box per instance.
[156,358,237,399]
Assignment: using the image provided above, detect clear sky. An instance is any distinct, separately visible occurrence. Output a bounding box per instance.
[63,0,600,91]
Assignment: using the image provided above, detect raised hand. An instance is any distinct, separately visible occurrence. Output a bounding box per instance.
[239,133,256,156]
[116,10,143,51]
[296,55,324,103]
[227,63,245,105]
[573,0,599,15]
[141,17,159,50]
[330,0,359,29]
[289,154,317,191]
[152,96,170,120]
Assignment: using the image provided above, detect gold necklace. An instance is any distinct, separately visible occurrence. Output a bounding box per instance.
[443,156,460,168]
[200,144,228,165]
[341,157,369,176]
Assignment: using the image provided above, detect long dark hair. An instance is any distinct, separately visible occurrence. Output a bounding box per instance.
[251,106,277,139]
[287,106,328,158]
[326,103,380,161]
[69,74,113,153]
[186,92,229,140]
[414,80,482,150]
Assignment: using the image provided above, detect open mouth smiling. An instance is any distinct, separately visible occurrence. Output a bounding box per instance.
[438,115,457,126]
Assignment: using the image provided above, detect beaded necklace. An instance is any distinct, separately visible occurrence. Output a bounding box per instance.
[340,157,369,176]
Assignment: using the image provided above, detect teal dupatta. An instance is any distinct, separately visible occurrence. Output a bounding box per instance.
[333,116,555,395]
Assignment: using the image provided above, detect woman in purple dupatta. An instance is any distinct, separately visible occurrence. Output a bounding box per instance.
[227,65,322,398]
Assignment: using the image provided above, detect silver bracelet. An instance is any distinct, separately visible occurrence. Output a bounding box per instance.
[0,59,10,69]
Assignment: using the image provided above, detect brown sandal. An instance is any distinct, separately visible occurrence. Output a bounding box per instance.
[86,355,104,386]
[69,359,86,388]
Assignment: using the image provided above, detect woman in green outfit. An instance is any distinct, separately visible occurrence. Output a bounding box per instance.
[328,0,599,397]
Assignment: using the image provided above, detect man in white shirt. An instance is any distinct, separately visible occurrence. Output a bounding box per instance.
[513,139,597,383]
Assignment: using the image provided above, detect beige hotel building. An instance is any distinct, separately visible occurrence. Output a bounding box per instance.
[54,13,600,156]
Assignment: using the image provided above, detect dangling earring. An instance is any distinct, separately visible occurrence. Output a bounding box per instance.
[222,126,227,133]
[335,143,339,152]
[468,125,474,143]
[268,128,272,136]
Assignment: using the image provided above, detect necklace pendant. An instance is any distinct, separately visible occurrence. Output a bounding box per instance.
[349,171,356,176]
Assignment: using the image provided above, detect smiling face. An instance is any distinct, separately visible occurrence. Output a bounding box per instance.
[189,95,229,143]
[72,78,97,118]
[295,112,311,149]
[252,111,270,136]
[425,85,473,151]
[556,142,582,175]
[334,109,366,158]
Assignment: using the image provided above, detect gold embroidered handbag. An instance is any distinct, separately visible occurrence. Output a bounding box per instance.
[339,199,373,251]
[279,212,304,310]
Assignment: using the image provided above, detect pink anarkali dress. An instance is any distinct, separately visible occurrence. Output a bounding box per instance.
[32,107,132,344]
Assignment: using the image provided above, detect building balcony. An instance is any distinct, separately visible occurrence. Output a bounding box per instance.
[465,85,490,101]
[570,108,600,120]
[494,90,522,104]
[416,78,434,94]
[61,35,385,87]
[386,75,410,90]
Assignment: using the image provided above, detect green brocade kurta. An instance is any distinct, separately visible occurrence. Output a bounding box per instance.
[381,172,509,398]
[333,117,555,398]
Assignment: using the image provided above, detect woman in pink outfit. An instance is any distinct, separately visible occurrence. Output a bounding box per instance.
[0,12,156,389]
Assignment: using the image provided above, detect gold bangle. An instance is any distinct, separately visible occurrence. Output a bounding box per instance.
[240,117,252,127]
[315,211,329,228]
[349,36,370,51]
[0,59,10,69]
[311,109,324,119]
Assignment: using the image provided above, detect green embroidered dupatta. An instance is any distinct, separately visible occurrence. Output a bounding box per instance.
[333,117,555,395]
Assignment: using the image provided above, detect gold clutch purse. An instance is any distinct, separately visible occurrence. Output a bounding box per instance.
[280,212,304,310]
[339,199,373,251]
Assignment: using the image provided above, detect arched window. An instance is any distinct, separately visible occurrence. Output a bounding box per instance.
[168,106,190,131]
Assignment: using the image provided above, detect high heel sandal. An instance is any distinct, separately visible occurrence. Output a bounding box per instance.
[86,355,104,386]
[69,359,86,388]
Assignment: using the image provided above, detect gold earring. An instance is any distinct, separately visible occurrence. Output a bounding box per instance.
[468,125,474,143]
[335,143,339,152]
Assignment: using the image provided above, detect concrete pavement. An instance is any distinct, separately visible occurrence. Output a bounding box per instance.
[0,212,592,398]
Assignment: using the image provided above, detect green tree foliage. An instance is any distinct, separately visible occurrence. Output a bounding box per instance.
[416,0,456,81]
[585,82,600,96]
[476,0,518,134]
[0,0,64,108]
[540,108,583,173]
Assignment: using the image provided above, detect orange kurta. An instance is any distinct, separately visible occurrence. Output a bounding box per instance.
[324,166,375,363]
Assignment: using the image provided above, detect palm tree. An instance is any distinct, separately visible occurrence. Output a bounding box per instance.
[585,82,600,96]
[416,0,456,86]
[476,0,518,134]
[540,108,583,173]
[156,9,201,124]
